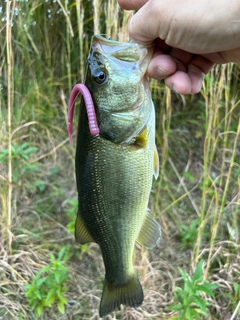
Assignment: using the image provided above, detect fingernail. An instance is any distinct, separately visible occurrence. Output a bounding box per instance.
[191,79,202,94]
[172,85,178,93]
[156,66,170,78]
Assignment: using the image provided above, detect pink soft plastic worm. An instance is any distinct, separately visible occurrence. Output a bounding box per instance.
[68,84,100,146]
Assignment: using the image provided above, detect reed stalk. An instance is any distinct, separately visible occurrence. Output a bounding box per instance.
[5,0,15,253]
[93,0,101,35]
[0,1,239,318]
[104,0,119,39]
[118,8,132,41]
[76,0,85,81]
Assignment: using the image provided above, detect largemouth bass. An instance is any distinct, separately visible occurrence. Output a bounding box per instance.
[68,35,161,318]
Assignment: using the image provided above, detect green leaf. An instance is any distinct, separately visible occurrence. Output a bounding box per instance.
[196,283,218,296]
[46,288,57,301]
[57,290,68,304]
[175,287,185,302]
[184,279,194,294]
[183,171,195,182]
[36,304,44,316]
[50,252,56,262]
[35,276,47,288]
[24,147,38,154]
[24,283,35,291]
[47,296,56,305]
[35,289,43,300]
[33,179,47,191]
[0,150,9,161]
[58,247,66,261]
[57,300,65,314]
[11,145,17,153]
[186,306,194,319]
[42,298,52,307]
[37,264,52,275]
[178,268,189,282]
[233,283,240,295]
[190,308,205,319]
[20,153,29,160]
[168,304,183,311]
[66,199,78,206]
[54,270,61,283]
[192,260,204,283]
[190,295,208,313]
[62,285,68,293]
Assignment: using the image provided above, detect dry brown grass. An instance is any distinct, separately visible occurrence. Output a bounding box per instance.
[0,1,239,319]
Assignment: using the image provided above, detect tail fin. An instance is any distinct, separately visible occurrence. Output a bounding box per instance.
[99,274,144,318]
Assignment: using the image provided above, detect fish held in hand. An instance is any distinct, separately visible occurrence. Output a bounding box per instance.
[68,35,161,318]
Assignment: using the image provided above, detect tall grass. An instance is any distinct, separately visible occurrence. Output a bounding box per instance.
[0,1,239,319]
[3,0,13,253]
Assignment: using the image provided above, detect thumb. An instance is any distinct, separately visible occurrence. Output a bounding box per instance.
[128,0,165,45]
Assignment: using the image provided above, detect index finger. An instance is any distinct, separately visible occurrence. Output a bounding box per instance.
[118,0,149,10]
[128,1,163,46]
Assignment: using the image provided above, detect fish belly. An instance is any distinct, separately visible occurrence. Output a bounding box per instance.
[79,137,153,276]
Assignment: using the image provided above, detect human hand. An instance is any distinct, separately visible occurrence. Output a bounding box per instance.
[118,0,240,94]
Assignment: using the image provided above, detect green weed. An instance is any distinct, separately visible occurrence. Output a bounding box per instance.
[65,198,78,235]
[178,219,199,250]
[0,0,239,319]
[169,261,219,319]
[225,283,240,315]
[0,142,40,183]
[24,247,71,317]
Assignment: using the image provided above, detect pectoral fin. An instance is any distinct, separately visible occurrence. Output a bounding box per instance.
[136,210,161,249]
[135,127,148,147]
[75,211,94,244]
[154,145,159,179]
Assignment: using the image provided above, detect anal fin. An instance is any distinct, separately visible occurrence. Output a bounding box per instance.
[75,211,94,244]
[136,210,161,249]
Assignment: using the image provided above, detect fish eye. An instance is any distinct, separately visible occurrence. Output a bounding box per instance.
[93,69,107,84]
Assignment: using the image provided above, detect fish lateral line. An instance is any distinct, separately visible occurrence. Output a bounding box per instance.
[68,83,100,146]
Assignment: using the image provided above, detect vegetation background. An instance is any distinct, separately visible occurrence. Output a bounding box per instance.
[0,0,239,319]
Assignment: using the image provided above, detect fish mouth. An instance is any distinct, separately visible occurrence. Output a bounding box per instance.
[92,34,154,53]
[92,35,142,61]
